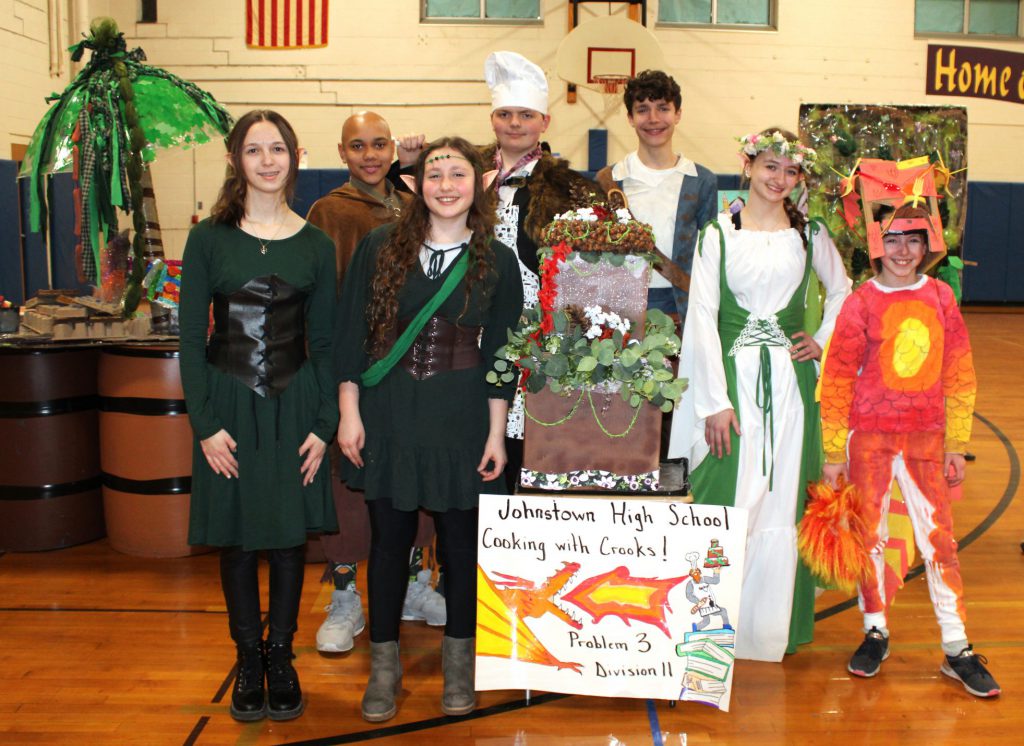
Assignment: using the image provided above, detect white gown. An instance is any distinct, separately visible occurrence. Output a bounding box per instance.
[669,213,850,661]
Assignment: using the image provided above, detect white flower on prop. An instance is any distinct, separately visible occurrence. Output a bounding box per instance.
[615,208,632,224]
[575,207,598,222]
[585,324,602,339]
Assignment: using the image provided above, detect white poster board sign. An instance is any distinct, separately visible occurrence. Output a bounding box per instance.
[476,494,748,711]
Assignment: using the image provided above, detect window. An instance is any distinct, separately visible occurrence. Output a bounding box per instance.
[139,0,157,23]
[658,0,773,27]
[422,0,541,21]
[915,0,1021,37]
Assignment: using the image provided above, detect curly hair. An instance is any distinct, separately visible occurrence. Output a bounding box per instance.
[740,127,809,248]
[623,70,682,114]
[211,110,300,226]
[365,136,498,356]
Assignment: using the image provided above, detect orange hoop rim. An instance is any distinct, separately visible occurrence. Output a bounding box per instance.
[592,74,631,94]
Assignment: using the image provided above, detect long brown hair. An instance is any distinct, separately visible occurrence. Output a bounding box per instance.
[741,127,810,247]
[365,136,498,355]
[210,110,300,226]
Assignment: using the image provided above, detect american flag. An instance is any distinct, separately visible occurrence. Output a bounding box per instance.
[246,0,329,49]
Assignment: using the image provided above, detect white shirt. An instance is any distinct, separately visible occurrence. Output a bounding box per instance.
[612,152,698,289]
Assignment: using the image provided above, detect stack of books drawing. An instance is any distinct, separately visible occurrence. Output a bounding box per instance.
[674,628,736,708]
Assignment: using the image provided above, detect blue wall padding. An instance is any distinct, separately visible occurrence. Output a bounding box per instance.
[0,161,23,304]
[962,181,1024,303]
[294,169,346,217]
[588,129,608,172]
[49,173,89,294]
[18,175,50,299]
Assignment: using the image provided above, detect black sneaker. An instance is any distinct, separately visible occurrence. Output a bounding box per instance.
[941,646,1001,698]
[847,627,889,678]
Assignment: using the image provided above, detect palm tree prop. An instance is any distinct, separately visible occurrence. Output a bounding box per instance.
[19,17,233,314]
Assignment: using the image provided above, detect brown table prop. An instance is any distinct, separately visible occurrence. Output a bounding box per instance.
[0,347,104,551]
[523,387,661,488]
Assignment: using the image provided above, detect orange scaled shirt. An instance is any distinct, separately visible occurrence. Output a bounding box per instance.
[820,276,976,464]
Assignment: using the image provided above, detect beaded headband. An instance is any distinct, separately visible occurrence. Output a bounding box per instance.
[425,152,472,166]
[738,131,818,173]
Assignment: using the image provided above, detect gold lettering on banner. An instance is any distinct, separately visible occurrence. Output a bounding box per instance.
[933,47,957,92]
[958,62,972,92]
[974,63,998,96]
[927,44,1024,105]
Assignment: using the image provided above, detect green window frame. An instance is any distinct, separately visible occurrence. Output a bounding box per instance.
[658,0,775,29]
[915,0,1022,38]
[421,0,542,22]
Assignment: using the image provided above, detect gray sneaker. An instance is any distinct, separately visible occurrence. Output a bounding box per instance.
[316,588,365,653]
[847,627,889,677]
[401,569,446,627]
[941,645,1001,698]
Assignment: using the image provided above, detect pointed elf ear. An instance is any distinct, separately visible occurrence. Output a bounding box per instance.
[482,169,499,191]
[400,174,418,194]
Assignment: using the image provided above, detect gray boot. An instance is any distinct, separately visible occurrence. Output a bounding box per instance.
[441,636,476,716]
[361,641,402,722]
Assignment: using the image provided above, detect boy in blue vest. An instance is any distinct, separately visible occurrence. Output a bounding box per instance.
[596,70,717,323]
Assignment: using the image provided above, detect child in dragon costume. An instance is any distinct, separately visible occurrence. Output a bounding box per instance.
[820,202,1000,698]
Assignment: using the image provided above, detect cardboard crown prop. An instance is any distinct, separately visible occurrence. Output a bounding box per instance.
[857,157,947,273]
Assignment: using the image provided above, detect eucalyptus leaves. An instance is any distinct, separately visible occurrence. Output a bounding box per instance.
[489,304,686,413]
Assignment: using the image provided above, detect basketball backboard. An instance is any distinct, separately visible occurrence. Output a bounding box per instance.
[556,15,665,95]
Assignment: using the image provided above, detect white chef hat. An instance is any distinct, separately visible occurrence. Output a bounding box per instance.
[484,51,549,115]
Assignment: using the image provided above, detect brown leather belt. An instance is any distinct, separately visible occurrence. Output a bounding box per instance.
[393,315,482,381]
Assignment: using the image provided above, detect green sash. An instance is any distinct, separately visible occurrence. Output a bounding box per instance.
[360,252,469,388]
[689,220,824,653]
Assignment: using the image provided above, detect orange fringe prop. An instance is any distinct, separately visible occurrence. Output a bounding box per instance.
[798,479,870,593]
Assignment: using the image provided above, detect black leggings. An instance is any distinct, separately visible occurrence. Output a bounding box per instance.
[366,498,478,642]
[220,544,305,646]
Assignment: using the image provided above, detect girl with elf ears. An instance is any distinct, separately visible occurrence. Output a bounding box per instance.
[669,127,851,662]
[333,136,523,722]
[179,110,339,723]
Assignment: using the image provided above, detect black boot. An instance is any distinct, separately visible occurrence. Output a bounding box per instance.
[266,641,305,721]
[229,641,266,721]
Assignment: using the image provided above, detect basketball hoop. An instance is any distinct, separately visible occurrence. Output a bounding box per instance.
[592,74,630,95]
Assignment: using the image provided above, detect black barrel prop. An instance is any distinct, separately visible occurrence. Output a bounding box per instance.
[99,345,208,557]
[0,347,104,551]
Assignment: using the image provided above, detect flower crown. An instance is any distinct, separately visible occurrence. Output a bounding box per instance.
[738,131,818,172]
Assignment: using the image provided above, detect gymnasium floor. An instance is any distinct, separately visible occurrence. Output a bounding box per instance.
[2,311,1021,745]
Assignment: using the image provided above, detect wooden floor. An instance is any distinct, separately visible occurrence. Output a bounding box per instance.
[2,311,1022,746]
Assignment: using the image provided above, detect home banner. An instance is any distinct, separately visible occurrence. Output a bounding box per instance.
[475,494,748,711]
[926,44,1024,105]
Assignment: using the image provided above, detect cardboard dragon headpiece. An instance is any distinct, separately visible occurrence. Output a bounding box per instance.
[857,157,947,273]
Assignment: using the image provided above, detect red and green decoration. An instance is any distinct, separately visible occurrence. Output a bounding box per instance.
[19,17,233,314]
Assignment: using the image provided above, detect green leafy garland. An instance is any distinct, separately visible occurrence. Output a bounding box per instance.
[490,291,686,415]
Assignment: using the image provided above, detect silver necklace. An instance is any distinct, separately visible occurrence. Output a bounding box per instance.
[246,215,286,255]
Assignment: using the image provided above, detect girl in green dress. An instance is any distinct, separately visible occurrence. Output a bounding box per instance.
[179,110,338,722]
[334,137,523,721]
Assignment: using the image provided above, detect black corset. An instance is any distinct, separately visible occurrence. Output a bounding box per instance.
[208,275,307,397]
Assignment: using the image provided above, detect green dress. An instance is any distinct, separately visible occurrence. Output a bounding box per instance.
[689,219,825,657]
[334,224,523,511]
[179,219,339,550]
